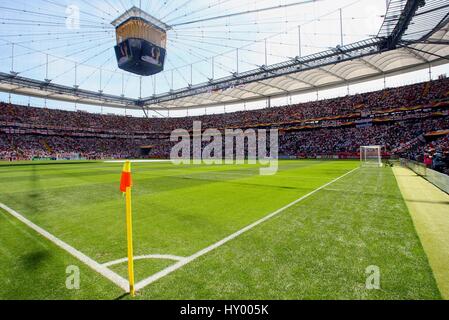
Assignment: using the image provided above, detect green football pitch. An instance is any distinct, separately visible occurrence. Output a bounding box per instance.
[0,160,442,300]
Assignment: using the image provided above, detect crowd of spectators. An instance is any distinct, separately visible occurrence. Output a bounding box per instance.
[1,77,448,133]
[0,77,448,172]
[399,133,449,174]
[425,136,449,174]
[279,118,449,155]
[0,133,145,161]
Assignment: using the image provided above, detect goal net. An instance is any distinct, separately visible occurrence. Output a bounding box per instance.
[360,146,382,167]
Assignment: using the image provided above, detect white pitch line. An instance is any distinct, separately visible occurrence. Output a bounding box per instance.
[0,203,129,291]
[103,254,186,267]
[134,167,360,291]
[104,160,171,163]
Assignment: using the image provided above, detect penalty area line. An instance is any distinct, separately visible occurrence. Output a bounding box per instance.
[134,166,360,291]
[0,203,129,292]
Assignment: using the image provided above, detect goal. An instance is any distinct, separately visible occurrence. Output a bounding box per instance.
[360,146,382,167]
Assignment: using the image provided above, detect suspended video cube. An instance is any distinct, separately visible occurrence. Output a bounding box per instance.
[111,7,171,76]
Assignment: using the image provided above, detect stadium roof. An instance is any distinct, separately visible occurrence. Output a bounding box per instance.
[0,0,448,113]
[142,31,449,110]
[142,0,449,111]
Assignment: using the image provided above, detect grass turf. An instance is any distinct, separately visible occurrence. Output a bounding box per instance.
[0,160,441,299]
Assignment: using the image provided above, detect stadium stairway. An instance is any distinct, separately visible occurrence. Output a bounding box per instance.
[40,139,53,153]
[423,82,430,97]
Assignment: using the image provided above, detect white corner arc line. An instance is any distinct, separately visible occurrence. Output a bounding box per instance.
[0,203,129,291]
[103,254,186,267]
[134,167,360,291]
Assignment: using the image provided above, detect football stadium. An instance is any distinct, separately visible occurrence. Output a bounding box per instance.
[0,0,449,304]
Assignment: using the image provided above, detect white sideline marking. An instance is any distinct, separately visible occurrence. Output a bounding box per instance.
[103,254,185,267]
[134,167,360,291]
[0,203,129,291]
[104,160,171,163]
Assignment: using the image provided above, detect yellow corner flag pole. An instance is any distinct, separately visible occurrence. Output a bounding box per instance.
[126,184,135,296]
[121,160,135,296]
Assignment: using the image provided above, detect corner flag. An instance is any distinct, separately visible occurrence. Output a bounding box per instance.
[120,161,132,193]
[120,161,135,296]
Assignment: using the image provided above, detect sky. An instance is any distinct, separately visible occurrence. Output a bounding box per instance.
[0,0,448,117]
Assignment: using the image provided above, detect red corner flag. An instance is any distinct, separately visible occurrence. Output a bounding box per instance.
[120,161,132,193]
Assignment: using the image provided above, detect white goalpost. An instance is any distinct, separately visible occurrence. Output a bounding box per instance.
[360,146,383,167]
